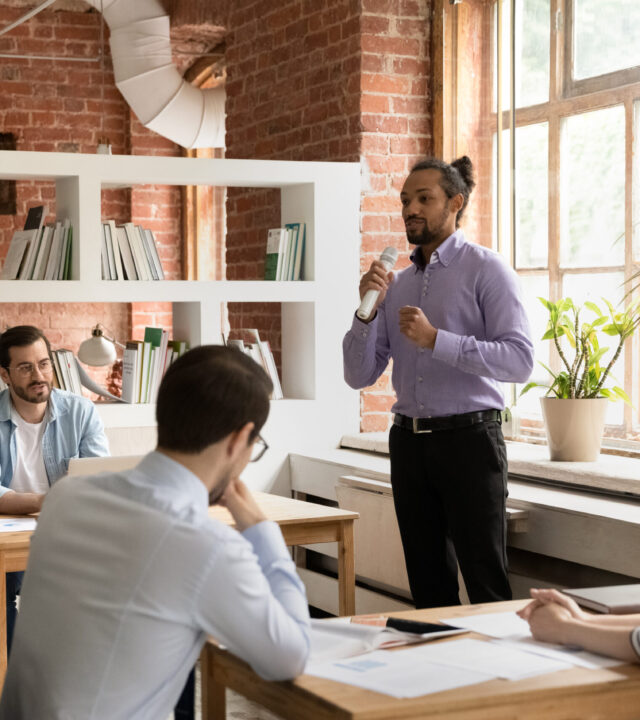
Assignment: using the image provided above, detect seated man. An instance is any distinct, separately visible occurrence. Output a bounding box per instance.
[518,587,640,663]
[0,345,310,720]
[0,325,109,650]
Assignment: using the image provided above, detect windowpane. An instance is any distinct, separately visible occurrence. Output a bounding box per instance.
[516,123,548,268]
[633,100,640,262]
[516,0,549,107]
[516,273,549,417]
[574,0,640,80]
[562,271,625,425]
[560,106,625,268]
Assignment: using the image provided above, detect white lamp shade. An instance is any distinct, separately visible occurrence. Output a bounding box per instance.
[78,335,117,366]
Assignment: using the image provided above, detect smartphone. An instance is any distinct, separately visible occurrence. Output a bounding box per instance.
[385,617,462,634]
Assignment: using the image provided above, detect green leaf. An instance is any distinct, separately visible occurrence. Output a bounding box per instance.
[584,301,603,316]
[519,381,547,397]
[538,297,553,311]
[612,386,632,404]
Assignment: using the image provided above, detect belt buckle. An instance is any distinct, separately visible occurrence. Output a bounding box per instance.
[412,417,432,434]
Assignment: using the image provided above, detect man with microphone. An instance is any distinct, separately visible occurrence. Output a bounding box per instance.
[343,156,534,608]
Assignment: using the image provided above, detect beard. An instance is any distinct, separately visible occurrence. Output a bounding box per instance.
[13,380,51,404]
[406,205,450,246]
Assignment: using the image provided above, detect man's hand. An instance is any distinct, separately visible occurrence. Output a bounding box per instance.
[525,602,575,644]
[518,588,589,623]
[219,478,267,532]
[0,490,45,515]
[358,260,394,322]
[398,306,438,348]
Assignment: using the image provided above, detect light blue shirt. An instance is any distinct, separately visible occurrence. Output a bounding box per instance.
[343,230,534,417]
[0,387,109,496]
[0,451,311,720]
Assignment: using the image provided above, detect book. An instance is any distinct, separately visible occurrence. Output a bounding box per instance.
[103,222,117,280]
[292,222,306,280]
[57,220,71,280]
[144,228,165,280]
[261,340,283,399]
[124,223,151,281]
[23,204,47,232]
[0,230,33,280]
[61,225,73,280]
[283,222,300,281]
[116,225,138,280]
[265,228,287,280]
[138,340,153,403]
[44,221,63,280]
[32,225,54,280]
[563,584,640,614]
[18,227,43,280]
[108,220,123,280]
[121,341,141,404]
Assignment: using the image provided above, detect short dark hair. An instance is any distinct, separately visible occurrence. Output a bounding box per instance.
[410,155,476,227]
[156,345,273,453]
[0,326,52,369]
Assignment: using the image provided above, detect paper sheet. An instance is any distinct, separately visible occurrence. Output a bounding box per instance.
[440,611,622,670]
[306,645,495,698]
[439,611,530,639]
[0,518,37,532]
[413,637,573,680]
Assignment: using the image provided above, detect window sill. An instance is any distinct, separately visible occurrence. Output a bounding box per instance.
[339,433,640,500]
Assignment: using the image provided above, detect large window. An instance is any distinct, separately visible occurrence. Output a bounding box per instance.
[439,0,640,445]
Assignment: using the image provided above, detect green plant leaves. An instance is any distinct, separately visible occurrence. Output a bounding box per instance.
[519,295,640,406]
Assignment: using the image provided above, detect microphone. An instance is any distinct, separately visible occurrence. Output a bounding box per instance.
[356,246,399,320]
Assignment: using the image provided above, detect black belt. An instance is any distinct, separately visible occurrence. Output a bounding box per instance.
[393,410,501,434]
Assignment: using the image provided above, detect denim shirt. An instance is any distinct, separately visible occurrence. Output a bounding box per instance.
[0,388,109,497]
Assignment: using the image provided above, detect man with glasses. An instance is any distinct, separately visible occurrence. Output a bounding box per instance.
[0,325,109,651]
[0,345,310,720]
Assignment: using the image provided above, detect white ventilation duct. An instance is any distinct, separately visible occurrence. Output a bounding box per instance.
[84,0,225,149]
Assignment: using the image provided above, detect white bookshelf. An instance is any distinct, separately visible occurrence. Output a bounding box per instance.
[0,150,361,451]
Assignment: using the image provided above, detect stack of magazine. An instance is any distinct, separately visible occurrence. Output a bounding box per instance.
[225,329,283,399]
[0,205,73,281]
[101,220,165,281]
[121,327,188,404]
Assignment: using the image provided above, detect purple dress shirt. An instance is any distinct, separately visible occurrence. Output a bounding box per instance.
[343,230,534,418]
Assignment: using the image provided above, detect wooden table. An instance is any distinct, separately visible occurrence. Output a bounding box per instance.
[0,492,358,686]
[201,599,640,720]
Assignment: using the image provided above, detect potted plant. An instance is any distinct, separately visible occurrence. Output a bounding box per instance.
[520,297,640,461]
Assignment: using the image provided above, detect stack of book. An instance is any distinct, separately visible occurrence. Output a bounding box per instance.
[0,205,73,281]
[225,329,283,400]
[101,221,165,281]
[51,349,83,395]
[264,222,306,281]
[121,327,188,404]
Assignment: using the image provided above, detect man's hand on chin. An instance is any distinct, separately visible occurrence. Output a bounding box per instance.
[219,478,267,532]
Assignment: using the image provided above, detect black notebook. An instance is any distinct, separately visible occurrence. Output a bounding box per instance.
[563,584,640,614]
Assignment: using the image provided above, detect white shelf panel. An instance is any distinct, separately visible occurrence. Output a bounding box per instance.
[0,280,317,304]
[0,151,360,189]
[94,402,156,428]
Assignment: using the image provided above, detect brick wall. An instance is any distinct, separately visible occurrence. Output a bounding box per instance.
[223,0,433,429]
[0,5,179,394]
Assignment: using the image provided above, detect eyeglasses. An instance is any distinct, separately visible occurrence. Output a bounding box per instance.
[9,358,53,377]
[250,434,269,463]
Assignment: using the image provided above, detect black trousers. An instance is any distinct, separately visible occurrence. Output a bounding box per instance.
[389,419,512,609]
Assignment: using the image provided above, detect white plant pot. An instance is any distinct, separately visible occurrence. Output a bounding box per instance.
[540,397,608,462]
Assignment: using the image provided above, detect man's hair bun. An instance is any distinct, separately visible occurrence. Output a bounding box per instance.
[451,156,476,192]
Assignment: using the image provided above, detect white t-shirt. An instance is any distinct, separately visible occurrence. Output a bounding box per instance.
[10,407,49,494]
